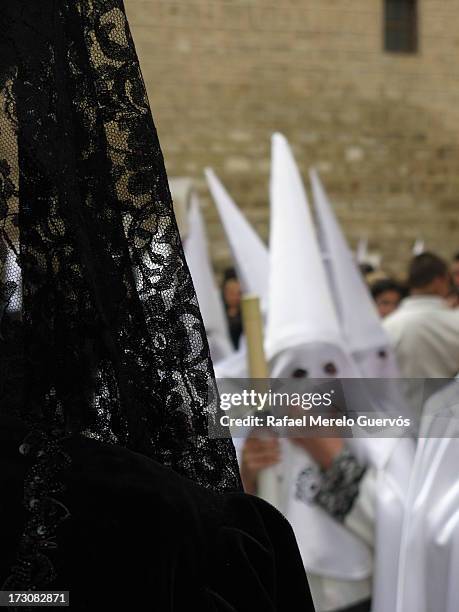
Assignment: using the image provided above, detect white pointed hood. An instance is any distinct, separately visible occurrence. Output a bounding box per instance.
[413,238,425,255]
[184,193,233,362]
[266,134,345,362]
[169,177,193,240]
[356,237,368,264]
[205,168,269,305]
[310,168,392,357]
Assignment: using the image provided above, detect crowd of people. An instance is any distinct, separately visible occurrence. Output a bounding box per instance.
[222,249,459,377]
[223,250,459,326]
[199,141,459,612]
[226,248,459,483]
[216,250,459,612]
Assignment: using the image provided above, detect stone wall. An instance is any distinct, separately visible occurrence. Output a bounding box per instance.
[125,0,459,276]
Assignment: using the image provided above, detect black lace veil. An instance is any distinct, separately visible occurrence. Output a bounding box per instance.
[0,0,240,492]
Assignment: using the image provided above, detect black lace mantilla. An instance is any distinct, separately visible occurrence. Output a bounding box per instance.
[0,0,241,590]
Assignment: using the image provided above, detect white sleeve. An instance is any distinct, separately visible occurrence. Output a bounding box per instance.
[344,467,377,549]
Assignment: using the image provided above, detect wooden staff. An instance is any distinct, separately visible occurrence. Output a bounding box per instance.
[241,294,280,508]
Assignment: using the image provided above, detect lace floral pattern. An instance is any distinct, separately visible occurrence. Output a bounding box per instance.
[0,0,241,589]
[294,449,366,522]
[315,449,366,522]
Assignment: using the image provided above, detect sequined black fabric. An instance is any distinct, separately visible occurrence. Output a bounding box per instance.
[0,419,315,611]
[0,0,241,591]
[2,429,72,592]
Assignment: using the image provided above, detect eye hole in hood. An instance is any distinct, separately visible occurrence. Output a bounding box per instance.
[323,362,338,376]
[291,368,308,379]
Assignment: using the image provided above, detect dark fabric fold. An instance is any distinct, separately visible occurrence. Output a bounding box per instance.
[0,418,314,611]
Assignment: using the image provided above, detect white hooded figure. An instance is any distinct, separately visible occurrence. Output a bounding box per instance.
[412,238,426,256]
[168,177,193,241]
[396,380,459,612]
[183,193,233,364]
[355,238,381,271]
[309,169,399,380]
[205,167,270,381]
[205,168,270,467]
[310,168,415,612]
[356,237,369,266]
[267,134,373,612]
[205,168,269,309]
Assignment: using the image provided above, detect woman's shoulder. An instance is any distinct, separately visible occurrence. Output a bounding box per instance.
[62,433,225,532]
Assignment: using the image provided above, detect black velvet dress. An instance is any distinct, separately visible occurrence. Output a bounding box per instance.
[0,416,314,610]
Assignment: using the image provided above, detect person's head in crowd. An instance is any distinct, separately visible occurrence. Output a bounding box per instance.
[408,252,451,298]
[221,267,242,313]
[445,252,459,308]
[365,269,389,288]
[221,267,243,349]
[359,262,375,278]
[371,278,406,318]
[451,252,459,290]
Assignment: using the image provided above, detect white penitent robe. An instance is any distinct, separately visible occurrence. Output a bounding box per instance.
[363,435,414,612]
[309,168,415,612]
[383,296,459,379]
[268,347,375,612]
[216,345,375,612]
[282,443,374,612]
[396,380,459,612]
[342,378,415,612]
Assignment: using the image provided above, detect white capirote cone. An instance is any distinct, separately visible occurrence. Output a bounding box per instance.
[205,168,269,305]
[169,177,194,240]
[266,133,344,361]
[413,238,425,256]
[184,193,233,362]
[310,168,392,357]
[356,237,368,264]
